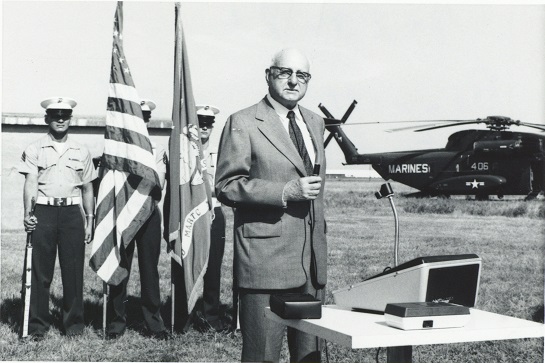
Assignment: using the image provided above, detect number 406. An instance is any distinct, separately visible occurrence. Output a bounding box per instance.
[471,162,488,171]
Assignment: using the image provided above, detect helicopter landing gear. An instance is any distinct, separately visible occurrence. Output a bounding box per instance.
[475,193,489,201]
[524,190,540,201]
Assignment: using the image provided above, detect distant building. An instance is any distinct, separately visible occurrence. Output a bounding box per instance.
[326,173,346,179]
[1,113,171,230]
[327,168,381,179]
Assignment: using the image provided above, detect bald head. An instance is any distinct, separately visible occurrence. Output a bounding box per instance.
[270,48,310,70]
[266,48,312,109]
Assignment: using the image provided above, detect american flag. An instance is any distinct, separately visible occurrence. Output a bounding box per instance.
[163,2,212,315]
[89,1,160,285]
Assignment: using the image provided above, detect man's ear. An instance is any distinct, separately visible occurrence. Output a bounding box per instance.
[44,115,51,124]
[265,68,271,84]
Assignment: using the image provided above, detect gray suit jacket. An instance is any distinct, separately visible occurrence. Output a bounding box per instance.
[215,97,327,290]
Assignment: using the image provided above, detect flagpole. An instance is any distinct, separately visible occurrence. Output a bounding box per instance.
[102,281,108,339]
[171,259,175,333]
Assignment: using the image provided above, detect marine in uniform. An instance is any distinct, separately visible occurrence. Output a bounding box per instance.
[196,105,230,333]
[19,97,96,339]
[106,99,171,340]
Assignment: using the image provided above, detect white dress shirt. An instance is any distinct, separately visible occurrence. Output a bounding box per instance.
[266,94,316,166]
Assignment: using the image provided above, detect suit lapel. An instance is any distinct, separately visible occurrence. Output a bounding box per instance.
[255,97,307,176]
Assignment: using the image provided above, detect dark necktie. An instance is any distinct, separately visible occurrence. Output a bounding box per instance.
[287,110,314,176]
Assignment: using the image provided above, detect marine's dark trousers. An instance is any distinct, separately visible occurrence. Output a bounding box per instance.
[28,204,85,336]
[202,205,226,322]
[108,208,166,334]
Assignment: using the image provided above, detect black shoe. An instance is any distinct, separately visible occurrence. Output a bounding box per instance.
[195,312,232,333]
[106,331,125,340]
[209,318,231,333]
[65,330,83,338]
[149,330,173,341]
[25,333,45,342]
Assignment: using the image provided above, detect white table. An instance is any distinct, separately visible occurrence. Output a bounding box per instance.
[265,305,544,362]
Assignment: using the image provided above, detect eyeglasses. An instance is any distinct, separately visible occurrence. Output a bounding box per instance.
[47,115,71,121]
[269,66,312,84]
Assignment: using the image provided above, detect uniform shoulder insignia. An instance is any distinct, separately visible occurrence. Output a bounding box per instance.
[21,151,26,162]
[163,152,168,164]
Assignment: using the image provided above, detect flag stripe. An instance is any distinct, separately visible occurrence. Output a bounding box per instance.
[92,201,115,255]
[90,220,116,266]
[96,248,125,283]
[105,110,149,138]
[107,97,145,122]
[95,170,117,222]
[102,152,158,182]
[108,83,140,102]
[105,126,153,157]
[115,173,155,243]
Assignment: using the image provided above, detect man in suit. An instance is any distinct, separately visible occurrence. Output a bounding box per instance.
[215,48,327,362]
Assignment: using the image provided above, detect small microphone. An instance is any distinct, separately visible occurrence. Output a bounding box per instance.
[312,163,321,176]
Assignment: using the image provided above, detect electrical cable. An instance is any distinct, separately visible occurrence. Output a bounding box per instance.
[301,213,309,283]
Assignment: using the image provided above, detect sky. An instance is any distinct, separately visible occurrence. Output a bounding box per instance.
[2,1,545,171]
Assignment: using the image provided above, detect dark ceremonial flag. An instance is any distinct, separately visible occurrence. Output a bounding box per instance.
[164,2,213,314]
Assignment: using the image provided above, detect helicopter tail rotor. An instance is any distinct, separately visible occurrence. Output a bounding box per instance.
[320,100,358,148]
[319,101,361,163]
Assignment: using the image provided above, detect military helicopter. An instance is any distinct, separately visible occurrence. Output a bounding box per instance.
[320,100,545,200]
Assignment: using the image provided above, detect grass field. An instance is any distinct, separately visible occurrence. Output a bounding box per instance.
[1,179,543,362]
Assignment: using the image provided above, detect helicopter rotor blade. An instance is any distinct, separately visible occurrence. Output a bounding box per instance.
[519,121,545,127]
[414,119,545,132]
[325,120,477,128]
[340,100,358,123]
[324,119,545,133]
[516,123,545,132]
[319,105,339,148]
[414,120,487,132]
[324,131,334,148]
[386,119,492,132]
[318,103,335,119]
[324,117,344,126]
[386,122,469,133]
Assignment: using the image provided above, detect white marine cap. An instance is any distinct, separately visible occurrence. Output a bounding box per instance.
[40,97,77,110]
[196,105,220,117]
[140,99,156,112]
